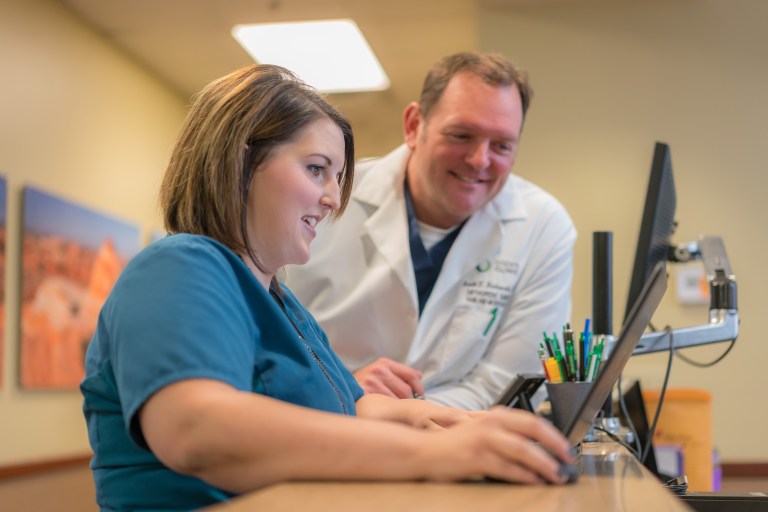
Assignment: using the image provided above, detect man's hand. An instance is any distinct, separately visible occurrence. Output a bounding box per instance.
[354,357,425,399]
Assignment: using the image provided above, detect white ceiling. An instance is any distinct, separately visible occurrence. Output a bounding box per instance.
[54,0,576,155]
[56,0,500,99]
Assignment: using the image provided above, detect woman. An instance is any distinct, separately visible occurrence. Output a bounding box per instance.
[81,64,573,512]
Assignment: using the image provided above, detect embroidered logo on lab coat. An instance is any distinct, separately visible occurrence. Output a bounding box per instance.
[462,259,518,309]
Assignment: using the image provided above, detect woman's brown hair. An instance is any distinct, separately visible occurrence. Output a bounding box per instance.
[159,64,354,280]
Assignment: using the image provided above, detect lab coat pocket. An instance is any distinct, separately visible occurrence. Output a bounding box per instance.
[437,305,498,378]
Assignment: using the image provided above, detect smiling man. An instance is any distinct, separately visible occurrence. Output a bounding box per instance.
[287,52,577,410]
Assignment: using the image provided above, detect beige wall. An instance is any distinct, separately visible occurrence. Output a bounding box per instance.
[0,0,477,470]
[479,0,767,461]
[0,0,186,465]
[0,0,765,475]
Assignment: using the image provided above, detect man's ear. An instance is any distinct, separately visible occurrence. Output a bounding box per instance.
[403,102,423,150]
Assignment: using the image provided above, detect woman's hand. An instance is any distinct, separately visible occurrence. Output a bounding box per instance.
[404,399,484,431]
[356,395,573,484]
[417,406,573,484]
[356,393,477,430]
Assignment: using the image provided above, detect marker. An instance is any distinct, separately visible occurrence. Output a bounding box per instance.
[545,357,562,383]
[551,332,570,382]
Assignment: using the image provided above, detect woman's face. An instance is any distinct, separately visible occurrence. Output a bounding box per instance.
[246,118,345,286]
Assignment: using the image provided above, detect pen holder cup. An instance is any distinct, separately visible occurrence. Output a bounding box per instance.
[545,382,592,433]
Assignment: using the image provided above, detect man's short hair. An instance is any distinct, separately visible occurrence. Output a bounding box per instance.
[418,52,533,120]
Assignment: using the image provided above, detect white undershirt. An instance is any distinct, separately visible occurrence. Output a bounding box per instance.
[416,221,457,251]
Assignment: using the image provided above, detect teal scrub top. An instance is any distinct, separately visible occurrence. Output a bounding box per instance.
[81,234,363,511]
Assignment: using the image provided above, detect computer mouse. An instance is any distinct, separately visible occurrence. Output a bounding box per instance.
[538,443,580,484]
[478,444,579,484]
[558,460,579,484]
[479,459,579,485]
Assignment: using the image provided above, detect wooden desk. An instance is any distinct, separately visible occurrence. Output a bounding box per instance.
[207,442,692,511]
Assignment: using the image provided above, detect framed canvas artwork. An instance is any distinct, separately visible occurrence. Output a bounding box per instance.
[20,186,140,389]
[0,176,6,387]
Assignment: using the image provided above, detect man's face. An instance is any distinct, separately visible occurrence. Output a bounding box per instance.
[404,72,524,229]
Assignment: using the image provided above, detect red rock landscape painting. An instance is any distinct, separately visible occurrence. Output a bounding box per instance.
[0,176,6,388]
[20,186,140,389]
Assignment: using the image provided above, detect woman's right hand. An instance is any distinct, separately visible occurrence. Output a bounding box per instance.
[417,406,574,484]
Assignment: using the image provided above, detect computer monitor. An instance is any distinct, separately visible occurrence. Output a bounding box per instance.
[624,142,677,322]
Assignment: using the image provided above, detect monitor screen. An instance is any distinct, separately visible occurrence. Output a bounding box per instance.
[624,142,677,322]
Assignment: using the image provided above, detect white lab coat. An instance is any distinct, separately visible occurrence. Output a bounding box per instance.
[286,144,576,410]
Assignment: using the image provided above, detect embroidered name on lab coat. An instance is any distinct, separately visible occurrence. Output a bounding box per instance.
[462,259,518,308]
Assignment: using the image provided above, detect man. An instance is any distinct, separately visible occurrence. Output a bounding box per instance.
[287,52,576,410]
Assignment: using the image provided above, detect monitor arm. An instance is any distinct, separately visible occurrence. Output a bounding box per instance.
[632,235,739,355]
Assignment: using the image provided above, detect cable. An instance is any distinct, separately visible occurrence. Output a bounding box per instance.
[649,320,737,368]
[616,373,642,458]
[641,325,674,464]
[593,425,640,459]
[663,475,689,495]
[674,338,736,367]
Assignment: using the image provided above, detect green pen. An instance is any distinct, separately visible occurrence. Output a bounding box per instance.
[593,338,605,374]
[562,323,577,381]
[483,307,498,336]
[565,339,577,382]
[586,337,605,382]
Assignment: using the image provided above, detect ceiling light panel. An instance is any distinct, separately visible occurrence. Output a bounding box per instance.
[232,19,390,93]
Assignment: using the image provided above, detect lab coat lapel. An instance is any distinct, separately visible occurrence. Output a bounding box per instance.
[355,146,418,308]
[362,192,415,303]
